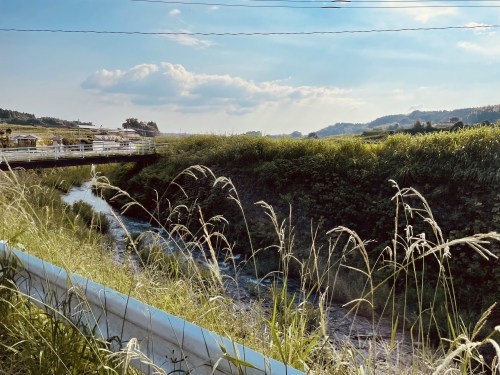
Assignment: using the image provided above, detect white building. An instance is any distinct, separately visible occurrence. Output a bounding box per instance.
[92,135,121,151]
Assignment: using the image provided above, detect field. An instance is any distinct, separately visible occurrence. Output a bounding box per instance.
[0,123,102,146]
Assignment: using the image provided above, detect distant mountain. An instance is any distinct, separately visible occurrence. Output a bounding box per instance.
[315,104,500,137]
[0,108,94,128]
[316,122,365,138]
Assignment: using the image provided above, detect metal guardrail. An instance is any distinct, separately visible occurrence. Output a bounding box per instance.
[0,142,160,164]
[0,242,304,375]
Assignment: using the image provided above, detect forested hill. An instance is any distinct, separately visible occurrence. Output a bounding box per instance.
[316,104,500,137]
[4,103,500,137]
[0,108,94,128]
[0,108,159,137]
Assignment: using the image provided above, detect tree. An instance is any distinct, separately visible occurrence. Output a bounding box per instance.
[245,130,262,137]
[122,118,160,137]
[0,128,12,148]
[123,118,142,129]
[307,132,318,139]
[413,120,424,133]
[451,121,465,131]
[146,121,159,131]
[388,123,400,131]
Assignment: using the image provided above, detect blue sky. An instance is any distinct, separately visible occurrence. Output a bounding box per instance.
[1,0,499,134]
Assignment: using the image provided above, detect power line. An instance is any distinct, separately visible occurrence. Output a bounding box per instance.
[1,24,498,36]
[131,0,337,8]
[250,0,500,2]
[329,4,500,7]
[131,0,500,8]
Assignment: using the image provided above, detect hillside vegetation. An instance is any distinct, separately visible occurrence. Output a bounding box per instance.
[0,108,95,128]
[316,105,500,136]
[106,126,500,330]
[0,137,499,373]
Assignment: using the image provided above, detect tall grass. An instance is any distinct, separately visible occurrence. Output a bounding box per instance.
[0,281,132,374]
[0,166,268,373]
[39,165,93,192]
[72,199,110,233]
[95,164,500,373]
[0,163,499,374]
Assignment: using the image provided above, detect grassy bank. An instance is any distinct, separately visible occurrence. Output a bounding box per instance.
[0,167,273,372]
[0,158,499,373]
[105,127,500,327]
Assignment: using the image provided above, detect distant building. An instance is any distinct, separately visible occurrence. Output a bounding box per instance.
[118,128,141,140]
[92,134,121,151]
[11,134,40,147]
[51,136,63,146]
[77,124,101,132]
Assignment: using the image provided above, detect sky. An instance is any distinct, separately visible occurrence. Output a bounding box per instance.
[0,0,499,135]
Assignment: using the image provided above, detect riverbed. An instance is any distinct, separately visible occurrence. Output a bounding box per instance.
[62,181,414,368]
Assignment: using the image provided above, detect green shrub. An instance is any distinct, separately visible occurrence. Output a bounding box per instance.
[1,160,499,374]
[105,127,500,335]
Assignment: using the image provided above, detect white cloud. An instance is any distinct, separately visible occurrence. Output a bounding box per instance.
[161,28,214,49]
[169,8,181,16]
[465,22,491,28]
[82,62,353,115]
[464,22,496,35]
[165,33,214,49]
[457,22,500,60]
[81,68,124,89]
[408,104,424,112]
[457,40,500,59]
[397,2,457,23]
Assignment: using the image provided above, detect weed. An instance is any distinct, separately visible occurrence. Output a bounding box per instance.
[0,159,498,374]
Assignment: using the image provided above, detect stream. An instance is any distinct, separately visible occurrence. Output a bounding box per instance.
[62,181,414,368]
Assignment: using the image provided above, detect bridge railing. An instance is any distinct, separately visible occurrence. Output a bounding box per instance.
[0,242,303,375]
[0,141,159,163]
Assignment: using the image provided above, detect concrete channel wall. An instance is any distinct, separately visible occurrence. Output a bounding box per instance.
[0,242,304,375]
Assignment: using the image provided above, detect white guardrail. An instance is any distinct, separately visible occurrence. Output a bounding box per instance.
[0,142,160,163]
[0,242,304,375]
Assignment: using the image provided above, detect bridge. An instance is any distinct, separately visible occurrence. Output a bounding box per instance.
[0,142,166,170]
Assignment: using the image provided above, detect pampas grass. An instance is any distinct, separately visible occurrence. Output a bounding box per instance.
[0,163,498,374]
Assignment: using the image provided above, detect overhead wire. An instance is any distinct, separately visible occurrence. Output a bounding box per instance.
[249,0,500,2]
[1,24,498,36]
[2,1,498,39]
[130,0,500,8]
[130,0,339,8]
